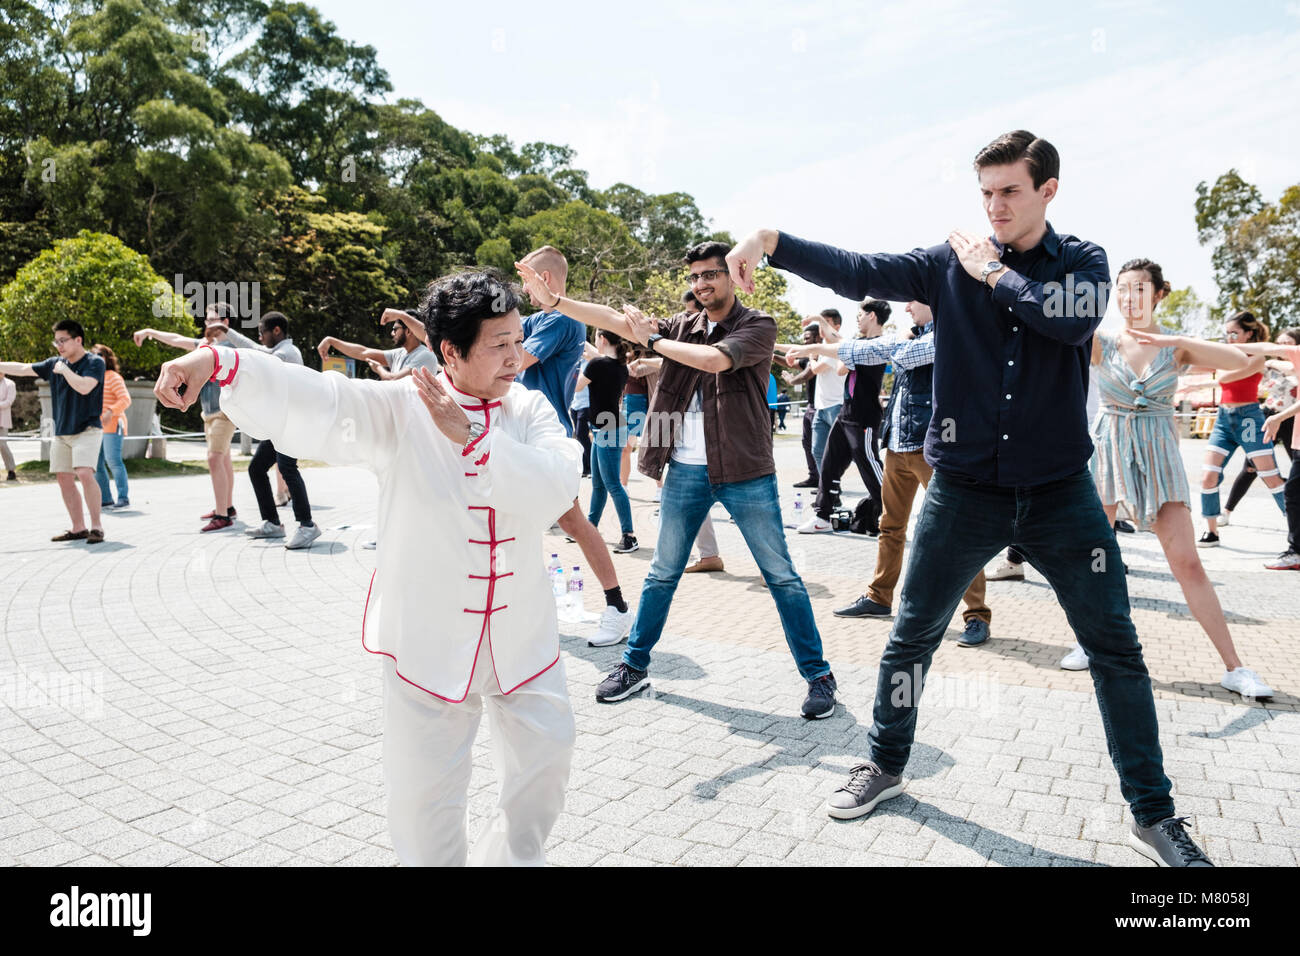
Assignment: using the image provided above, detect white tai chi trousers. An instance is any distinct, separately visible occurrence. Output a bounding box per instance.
[381,655,575,866]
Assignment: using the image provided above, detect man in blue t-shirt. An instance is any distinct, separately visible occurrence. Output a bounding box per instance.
[1,319,108,543]
[516,245,633,648]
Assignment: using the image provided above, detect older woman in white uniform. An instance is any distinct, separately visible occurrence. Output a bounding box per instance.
[154,271,582,866]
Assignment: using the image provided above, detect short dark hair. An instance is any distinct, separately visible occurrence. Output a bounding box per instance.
[53,319,84,342]
[419,269,521,362]
[860,298,891,322]
[206,301,234,323]
[804,321,821,338]
[819,308,842,327]
[684,240,731,268]
[682,290,700,310]
[973,130,1060,189]
[260,311,289,336]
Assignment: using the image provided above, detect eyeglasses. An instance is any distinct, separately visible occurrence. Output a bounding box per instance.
[1224,331,1241,340]
[687,269,728,285]
[53,337,72,346]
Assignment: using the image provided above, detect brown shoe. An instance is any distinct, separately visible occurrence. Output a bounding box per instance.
[684,556,725,573]
[51,529,89,542]
[86,528,105,544]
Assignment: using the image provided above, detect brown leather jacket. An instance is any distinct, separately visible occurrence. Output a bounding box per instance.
[637,296,777,485]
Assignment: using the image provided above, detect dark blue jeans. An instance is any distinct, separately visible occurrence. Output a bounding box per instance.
[624,462,830,681]
[868,468,1175,827]
[588,426,633,535]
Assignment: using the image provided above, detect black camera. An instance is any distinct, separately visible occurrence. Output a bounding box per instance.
[829,509,854,532]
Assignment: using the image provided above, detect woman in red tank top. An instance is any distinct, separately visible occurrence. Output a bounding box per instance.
[1198,311,1287,546]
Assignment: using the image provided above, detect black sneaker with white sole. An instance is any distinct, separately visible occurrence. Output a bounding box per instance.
[826,762,905,819]
[1128,815,1213,867]
[801,672,837,719]
[595,663,649,702]
[1197,531,1219,548]
[613,533,639,554]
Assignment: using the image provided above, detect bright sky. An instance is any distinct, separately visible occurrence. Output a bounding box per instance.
[312,0,1300,332]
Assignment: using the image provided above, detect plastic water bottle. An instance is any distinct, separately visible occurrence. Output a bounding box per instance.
[793,492,804,526]
[548,554,566,611]
[567,566,584,617]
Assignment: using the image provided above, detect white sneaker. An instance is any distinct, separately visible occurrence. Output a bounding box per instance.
[653,487,662,503]
[1218,511,1231,527]
[361,540,378,551]
[1060,643,1089,670]
[246,520,286,539]
[986,559,1025,581]
[285,524,322,550]
[797,514,832,534]
[1221,667,1273,700]
[589,604,633,647]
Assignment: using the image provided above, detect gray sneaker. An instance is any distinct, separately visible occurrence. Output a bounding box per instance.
[1128,815,1213,867]
[826,762,905,819]
[247,520,286,539]
[286,524,322,550]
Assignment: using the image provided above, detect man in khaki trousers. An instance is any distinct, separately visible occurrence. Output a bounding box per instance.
[818,301,993,646]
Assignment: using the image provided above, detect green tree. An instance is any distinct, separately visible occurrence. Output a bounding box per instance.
[0,230,190,378]
[1195,170,1300,326]
[260,186,406,358]
[1157,286,1213,338]
[505,202,651,304]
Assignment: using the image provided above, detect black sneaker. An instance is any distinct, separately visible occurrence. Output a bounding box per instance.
[1197,531,1219,548]
[595,663,649,703]
[826,762,905,819]
[793,477,819,488]
[613,533,639,554]
[833,595,891,618]
[1114,519,1135,534]
[1128,816,1213,867]
[801,672,837,719]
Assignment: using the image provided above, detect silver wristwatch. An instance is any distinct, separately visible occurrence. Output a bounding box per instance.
[980,260,1006,284]
[463,421,485,451]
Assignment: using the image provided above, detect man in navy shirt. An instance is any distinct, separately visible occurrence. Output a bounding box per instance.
[727,130,1211,867]
[1,319,108,543]
[517,246,634,648]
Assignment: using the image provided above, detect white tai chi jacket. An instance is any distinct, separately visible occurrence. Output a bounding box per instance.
[218,349,582,701]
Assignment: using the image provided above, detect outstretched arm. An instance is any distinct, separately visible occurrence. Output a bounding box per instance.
[1125,329,1249,372]
[729,228,932,303]
[0,362,36,376]
[155,347,406,472]
[515,261,636,340]
[134,328,199,351]
[318,335,388,366]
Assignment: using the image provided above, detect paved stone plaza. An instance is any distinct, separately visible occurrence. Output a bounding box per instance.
[1,435,1297,867]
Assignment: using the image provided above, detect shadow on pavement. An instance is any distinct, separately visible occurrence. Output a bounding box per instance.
[858,797,1100,867]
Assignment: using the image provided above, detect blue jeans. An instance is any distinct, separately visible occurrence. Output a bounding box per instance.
[624,462,829,681]
[95,424,129,504]
[868,468,1174,826]
[588,427,633,535]
[811,404,841,471]
[1203,403,1279,516]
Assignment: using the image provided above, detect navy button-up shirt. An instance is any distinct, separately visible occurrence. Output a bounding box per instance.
[769,223,1109,487]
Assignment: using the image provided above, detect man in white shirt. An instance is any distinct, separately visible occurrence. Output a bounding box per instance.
[153,270,582,866]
